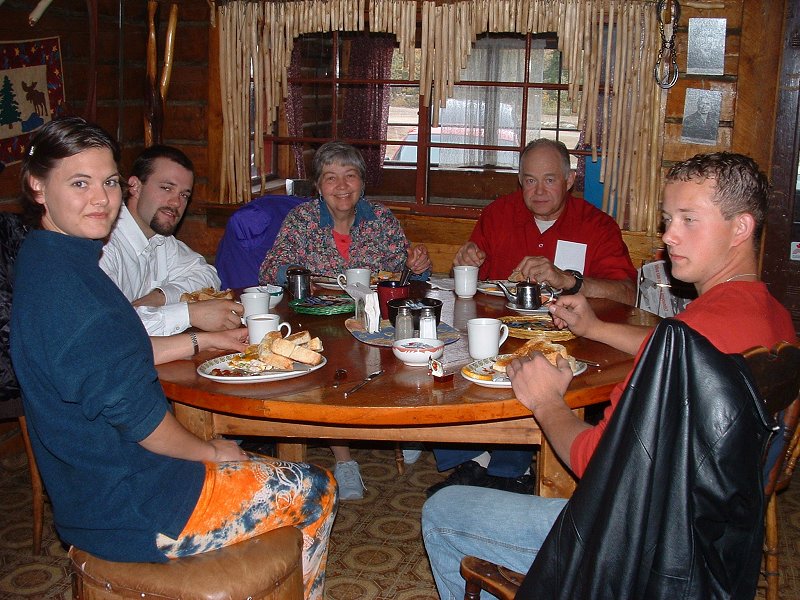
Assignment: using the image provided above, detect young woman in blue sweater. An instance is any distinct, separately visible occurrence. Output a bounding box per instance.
[10,118,337,600]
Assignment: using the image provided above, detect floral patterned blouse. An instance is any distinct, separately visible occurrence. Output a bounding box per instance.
[258,197,424,285]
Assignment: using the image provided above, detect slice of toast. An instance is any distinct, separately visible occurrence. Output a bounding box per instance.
[272,337,324,366]
[257,331,283,355]
[259,352,294,370]
[493,340,572,373]
[307,337,324,352]
[285,331,311,345]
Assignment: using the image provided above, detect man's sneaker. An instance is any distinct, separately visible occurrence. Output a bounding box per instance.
[402,444,424,465]
[426,461,488,498]
[334,460,365,500]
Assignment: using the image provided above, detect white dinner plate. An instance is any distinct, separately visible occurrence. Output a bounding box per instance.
[461,355,587,388]
[197,353,327,384]
[504,302,551,315]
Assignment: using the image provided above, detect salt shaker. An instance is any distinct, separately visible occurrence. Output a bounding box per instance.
[418,307,438,340]
[394,306,414,341]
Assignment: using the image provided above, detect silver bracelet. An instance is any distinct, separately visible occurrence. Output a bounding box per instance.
[189,332,200,355]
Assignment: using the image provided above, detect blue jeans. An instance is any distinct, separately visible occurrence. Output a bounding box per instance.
[432,447,534,477]
[421,485,567,600]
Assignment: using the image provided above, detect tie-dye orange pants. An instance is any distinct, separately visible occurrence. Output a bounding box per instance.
[156,454,338,600]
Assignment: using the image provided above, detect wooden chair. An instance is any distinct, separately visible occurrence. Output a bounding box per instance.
[70,526,304,600]
[747,341,800,600]
[460,340,800,600]
[0,212,43,554]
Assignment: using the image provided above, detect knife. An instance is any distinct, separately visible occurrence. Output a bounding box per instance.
[344,369,384,397]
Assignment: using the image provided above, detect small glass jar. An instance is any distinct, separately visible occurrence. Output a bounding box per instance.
[394,306,414,341]
[418,307,438,340]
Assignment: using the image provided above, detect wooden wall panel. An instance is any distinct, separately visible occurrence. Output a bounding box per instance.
[731,0,785,170]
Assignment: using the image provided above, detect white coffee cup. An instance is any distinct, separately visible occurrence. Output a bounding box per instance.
[453,265,479,298]
[246,313,292,344]
[240,292,270,318]
[337,268,371,291]
[467,317,509,360]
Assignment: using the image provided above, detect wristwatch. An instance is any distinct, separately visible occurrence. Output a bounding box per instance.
[562,269,584,295]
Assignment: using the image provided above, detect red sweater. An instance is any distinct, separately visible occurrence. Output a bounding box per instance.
[569,281,797,477]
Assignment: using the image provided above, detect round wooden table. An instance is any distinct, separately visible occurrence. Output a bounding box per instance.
[159,286,659,497]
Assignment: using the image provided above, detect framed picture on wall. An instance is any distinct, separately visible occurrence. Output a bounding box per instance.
[687,18,726,76]
[681,88,722,146]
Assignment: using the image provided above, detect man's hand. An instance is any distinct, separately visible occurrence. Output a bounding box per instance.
[209,438,250,462]
[510,256,576,290]
[188,299,244,331]
[453,241,486,268]
[132,288,166,308]
[507,353,573,414]
[548,294,600,337]
[507,353,589,469]
[200,328,249,354]
[406,244,433,274]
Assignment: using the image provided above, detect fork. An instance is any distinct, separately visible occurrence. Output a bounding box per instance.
[343,369,384,397]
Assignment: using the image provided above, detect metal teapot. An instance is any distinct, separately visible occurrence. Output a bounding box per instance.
[496,279,558,310]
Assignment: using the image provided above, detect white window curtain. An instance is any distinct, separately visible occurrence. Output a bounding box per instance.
[438,37,546,170]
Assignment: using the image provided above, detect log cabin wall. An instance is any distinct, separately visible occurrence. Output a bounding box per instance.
[0,0,211,210]
[0,1,788,281]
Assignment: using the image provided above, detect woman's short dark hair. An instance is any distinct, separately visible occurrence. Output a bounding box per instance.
[665,152,770,247]
[311,141,366,189]
[20,117,120,226]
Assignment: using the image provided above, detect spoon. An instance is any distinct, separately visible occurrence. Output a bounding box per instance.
[344,369,384,397]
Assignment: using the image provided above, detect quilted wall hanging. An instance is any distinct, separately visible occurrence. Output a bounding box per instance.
[0,37,65,167]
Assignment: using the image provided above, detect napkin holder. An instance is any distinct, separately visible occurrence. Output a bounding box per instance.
[344,282,380,333]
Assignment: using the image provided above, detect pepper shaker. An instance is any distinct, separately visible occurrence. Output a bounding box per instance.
[394,306,414,341]
[418,307,438,340]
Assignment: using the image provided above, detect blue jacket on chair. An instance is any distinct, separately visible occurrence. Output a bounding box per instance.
[215,195,308,290]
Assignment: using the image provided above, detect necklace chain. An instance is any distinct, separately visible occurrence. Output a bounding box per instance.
[723,273,758,283]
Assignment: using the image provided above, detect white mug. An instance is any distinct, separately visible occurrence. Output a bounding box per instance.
[240,292,270,318]
[467,317,509,360]
[337,268,371,292]
[453,265,479,298]
[246,313,292,344]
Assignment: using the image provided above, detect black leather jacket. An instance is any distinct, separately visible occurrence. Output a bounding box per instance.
[518,319,773,600]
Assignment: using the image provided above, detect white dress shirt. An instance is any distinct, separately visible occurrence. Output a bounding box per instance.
[99,205,221,335]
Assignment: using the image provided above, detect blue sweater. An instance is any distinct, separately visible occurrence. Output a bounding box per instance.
[10,231,204,562]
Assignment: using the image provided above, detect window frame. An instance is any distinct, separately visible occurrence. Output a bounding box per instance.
[264,30,597,219]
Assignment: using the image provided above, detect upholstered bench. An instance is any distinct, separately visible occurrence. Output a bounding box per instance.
[69,526,303,600]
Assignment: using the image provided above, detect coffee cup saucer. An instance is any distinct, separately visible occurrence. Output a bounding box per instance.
[505,302,550,315]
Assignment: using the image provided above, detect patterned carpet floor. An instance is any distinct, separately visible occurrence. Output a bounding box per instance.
[1,443,798,599]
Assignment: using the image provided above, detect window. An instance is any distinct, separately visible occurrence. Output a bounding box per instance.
[267,31,586,215]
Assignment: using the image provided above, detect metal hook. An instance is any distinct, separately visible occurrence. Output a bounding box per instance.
[654,0,680,89]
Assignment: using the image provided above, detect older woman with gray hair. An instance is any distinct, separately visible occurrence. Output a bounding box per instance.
[258,141,431,500]
[259,141,431,286]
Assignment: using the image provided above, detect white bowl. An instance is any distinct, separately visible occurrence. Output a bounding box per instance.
[243,284,284,307]
[392,337,444,367]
